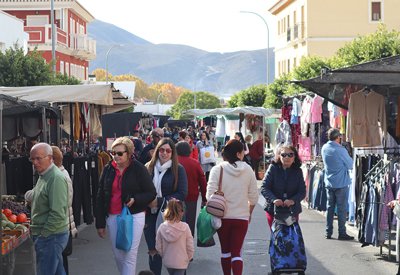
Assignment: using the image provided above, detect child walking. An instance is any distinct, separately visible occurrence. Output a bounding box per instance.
[156,198,194,275]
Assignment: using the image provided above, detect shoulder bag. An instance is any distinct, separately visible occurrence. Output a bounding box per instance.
[206,167,226,218]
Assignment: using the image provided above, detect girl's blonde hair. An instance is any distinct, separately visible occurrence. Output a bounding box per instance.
[164,199,184,222]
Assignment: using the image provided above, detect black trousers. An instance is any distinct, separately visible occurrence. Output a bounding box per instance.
[185,201,198,238]
[250,157,260,180]
[72,156,93,226]
[5,157,33,197]
[89,154,99,218]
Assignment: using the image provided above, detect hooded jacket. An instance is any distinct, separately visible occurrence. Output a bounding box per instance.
[156,221,194,269]
[206,161,258,219]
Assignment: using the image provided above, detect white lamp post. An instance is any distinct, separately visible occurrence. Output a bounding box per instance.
[106,44,123,83]
[157,91,171,114]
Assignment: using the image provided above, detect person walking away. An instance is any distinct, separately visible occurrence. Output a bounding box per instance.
[156,199,194,275]
[206,126,218,152]
[184,133,198,160]
[140,128,164,164]
[145,138,188,275]
[30,143,69,275]
[321,128,354,240]
[176,141,207,237]
[132,130,144,157]
[206,140,258,275]
[248,132,270,180]
[178,131,187,142]
[96,137,157,274]
[260,145,306,229]
[197,131,215,182]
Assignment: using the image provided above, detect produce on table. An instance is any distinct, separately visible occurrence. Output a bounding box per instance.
[2,198,29,216]
[8,215,17,223]
[1,213,27,230]
[3,209,12,218]
[17,213,27,223]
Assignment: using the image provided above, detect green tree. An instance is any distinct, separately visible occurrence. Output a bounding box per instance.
[263,73,291,109]
[49,72,82,85]
[227,84,267,108]
[227,93,239,108]
[166,91,221,119]
[0,43,55,87]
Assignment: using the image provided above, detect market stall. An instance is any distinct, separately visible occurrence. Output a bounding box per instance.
[290,54,400,261]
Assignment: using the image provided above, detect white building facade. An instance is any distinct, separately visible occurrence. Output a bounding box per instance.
[0,10,28,53]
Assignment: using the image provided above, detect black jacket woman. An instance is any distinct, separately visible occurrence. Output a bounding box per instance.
[96,137,156,275]
[260,144,306,229]
[144,138,188,275]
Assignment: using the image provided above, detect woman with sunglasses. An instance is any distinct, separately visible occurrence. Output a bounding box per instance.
[144,138,188,275]
[197,130,215,181]
[96,137,157,275]
[260,144,306,229]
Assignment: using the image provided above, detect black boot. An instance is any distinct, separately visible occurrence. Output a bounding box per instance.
[148,253,162,275]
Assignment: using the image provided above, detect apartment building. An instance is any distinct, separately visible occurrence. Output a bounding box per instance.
[0,0,96,81]
[269,0,400,78]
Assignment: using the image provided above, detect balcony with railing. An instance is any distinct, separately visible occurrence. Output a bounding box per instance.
[293,23,306,43]
[25,24,68,47]
[69,33,96,60]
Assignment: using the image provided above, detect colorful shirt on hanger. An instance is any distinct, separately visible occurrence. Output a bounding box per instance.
[300,96,313,137]
[290,98,302,124]
[311,95,324,123]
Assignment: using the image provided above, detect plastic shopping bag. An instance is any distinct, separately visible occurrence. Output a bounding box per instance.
[116,206,133,252]
[197,206,217,243]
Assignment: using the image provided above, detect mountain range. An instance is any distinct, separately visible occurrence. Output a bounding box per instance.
[87,19,275,98]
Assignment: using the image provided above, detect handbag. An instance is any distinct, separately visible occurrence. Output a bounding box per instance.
[155,198,167,232]
[200,146,216,164]
[274,205,297,227]
[206,167,226,218]
[197,207,217,243]
[116,206,133,252]
[197,235,216,247]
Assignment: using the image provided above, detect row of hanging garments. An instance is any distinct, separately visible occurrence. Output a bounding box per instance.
[302,161,326,211]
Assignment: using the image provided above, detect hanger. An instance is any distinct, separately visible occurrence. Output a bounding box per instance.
[362,86,371,95]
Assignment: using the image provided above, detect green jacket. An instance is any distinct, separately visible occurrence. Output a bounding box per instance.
[31,165,69,237]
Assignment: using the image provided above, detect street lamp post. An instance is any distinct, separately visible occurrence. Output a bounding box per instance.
[50,0,56,74]
[240,11,270,85]
[157,91,171,114]
[194,71,208,109]
[106,44,123,83]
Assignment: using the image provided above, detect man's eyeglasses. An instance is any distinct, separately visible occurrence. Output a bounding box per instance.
[111,150,127,156]
[153,134,164,138]
[281,153,294,158]
[159,148,172,154]
[29,155,50,162]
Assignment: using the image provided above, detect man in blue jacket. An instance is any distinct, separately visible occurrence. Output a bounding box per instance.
[321,128,354,240]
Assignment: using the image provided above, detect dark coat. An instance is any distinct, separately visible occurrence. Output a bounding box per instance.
[96,159,156,229]
[139,142,155,164]
[149,164,188,209]
[260,162,306,217]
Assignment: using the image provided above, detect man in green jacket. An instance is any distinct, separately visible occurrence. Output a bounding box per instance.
[30,143,69,275]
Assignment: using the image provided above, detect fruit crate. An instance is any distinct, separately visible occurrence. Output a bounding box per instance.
[1,238,12,254]
[2,229,26,245]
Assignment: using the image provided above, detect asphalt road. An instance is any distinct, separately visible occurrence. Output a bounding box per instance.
[11,155,400,274]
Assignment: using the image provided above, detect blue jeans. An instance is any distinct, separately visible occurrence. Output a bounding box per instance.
[33,231,69,275]
[326,187,348,236]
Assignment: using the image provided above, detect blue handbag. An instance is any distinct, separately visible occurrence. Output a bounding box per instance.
[116,206,133,252]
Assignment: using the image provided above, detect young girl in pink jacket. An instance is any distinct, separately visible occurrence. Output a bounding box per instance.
[156,198,194,275]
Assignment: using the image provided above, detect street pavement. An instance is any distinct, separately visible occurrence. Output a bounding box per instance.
[12,155,400,274]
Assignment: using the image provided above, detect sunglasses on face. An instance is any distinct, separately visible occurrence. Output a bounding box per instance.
[159,148,172,154]
[111,150,127,156]
[153,134,164,138]
[281,153,294,158]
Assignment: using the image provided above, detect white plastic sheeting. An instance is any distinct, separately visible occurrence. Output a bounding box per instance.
[185,107,281,118]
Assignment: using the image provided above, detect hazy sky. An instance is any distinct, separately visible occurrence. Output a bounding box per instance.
[78,0,278,53]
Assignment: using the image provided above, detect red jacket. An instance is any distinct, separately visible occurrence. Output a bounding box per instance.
[248,139,264,160]
[188,141,198,160]
[177,155,207,202]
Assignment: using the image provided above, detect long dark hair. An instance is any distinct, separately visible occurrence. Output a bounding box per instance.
[200,131,210,142]
[147,138,179,191]
[273,144,302,169]
[221,139,244,167]
[235,132,246,146]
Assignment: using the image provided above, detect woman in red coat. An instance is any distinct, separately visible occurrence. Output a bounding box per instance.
[248,133,270,180]
[185,133,198,160]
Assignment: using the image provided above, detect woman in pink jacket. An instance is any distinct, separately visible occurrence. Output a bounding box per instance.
[156,198,194,275]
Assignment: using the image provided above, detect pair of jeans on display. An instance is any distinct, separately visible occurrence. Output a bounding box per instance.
[326,186,348,236]
[33,231,69,275]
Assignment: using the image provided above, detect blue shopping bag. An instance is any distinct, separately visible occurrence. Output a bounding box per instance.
[116,206,133,252]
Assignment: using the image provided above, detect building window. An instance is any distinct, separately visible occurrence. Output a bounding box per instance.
[65,62,69,76]
[278,61,281,75]
[278,21,280,35]
[371,2,381,21]
[288,59,290,73]
[294,57,297,68]
[60,61,64,74]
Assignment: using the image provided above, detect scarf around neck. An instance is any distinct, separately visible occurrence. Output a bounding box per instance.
[153,159,172,197]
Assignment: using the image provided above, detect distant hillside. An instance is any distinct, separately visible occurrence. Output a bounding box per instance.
[87,20,275,97]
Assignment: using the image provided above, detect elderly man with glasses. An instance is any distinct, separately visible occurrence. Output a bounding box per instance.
[29,143,69,275]
[139,128,164,164]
